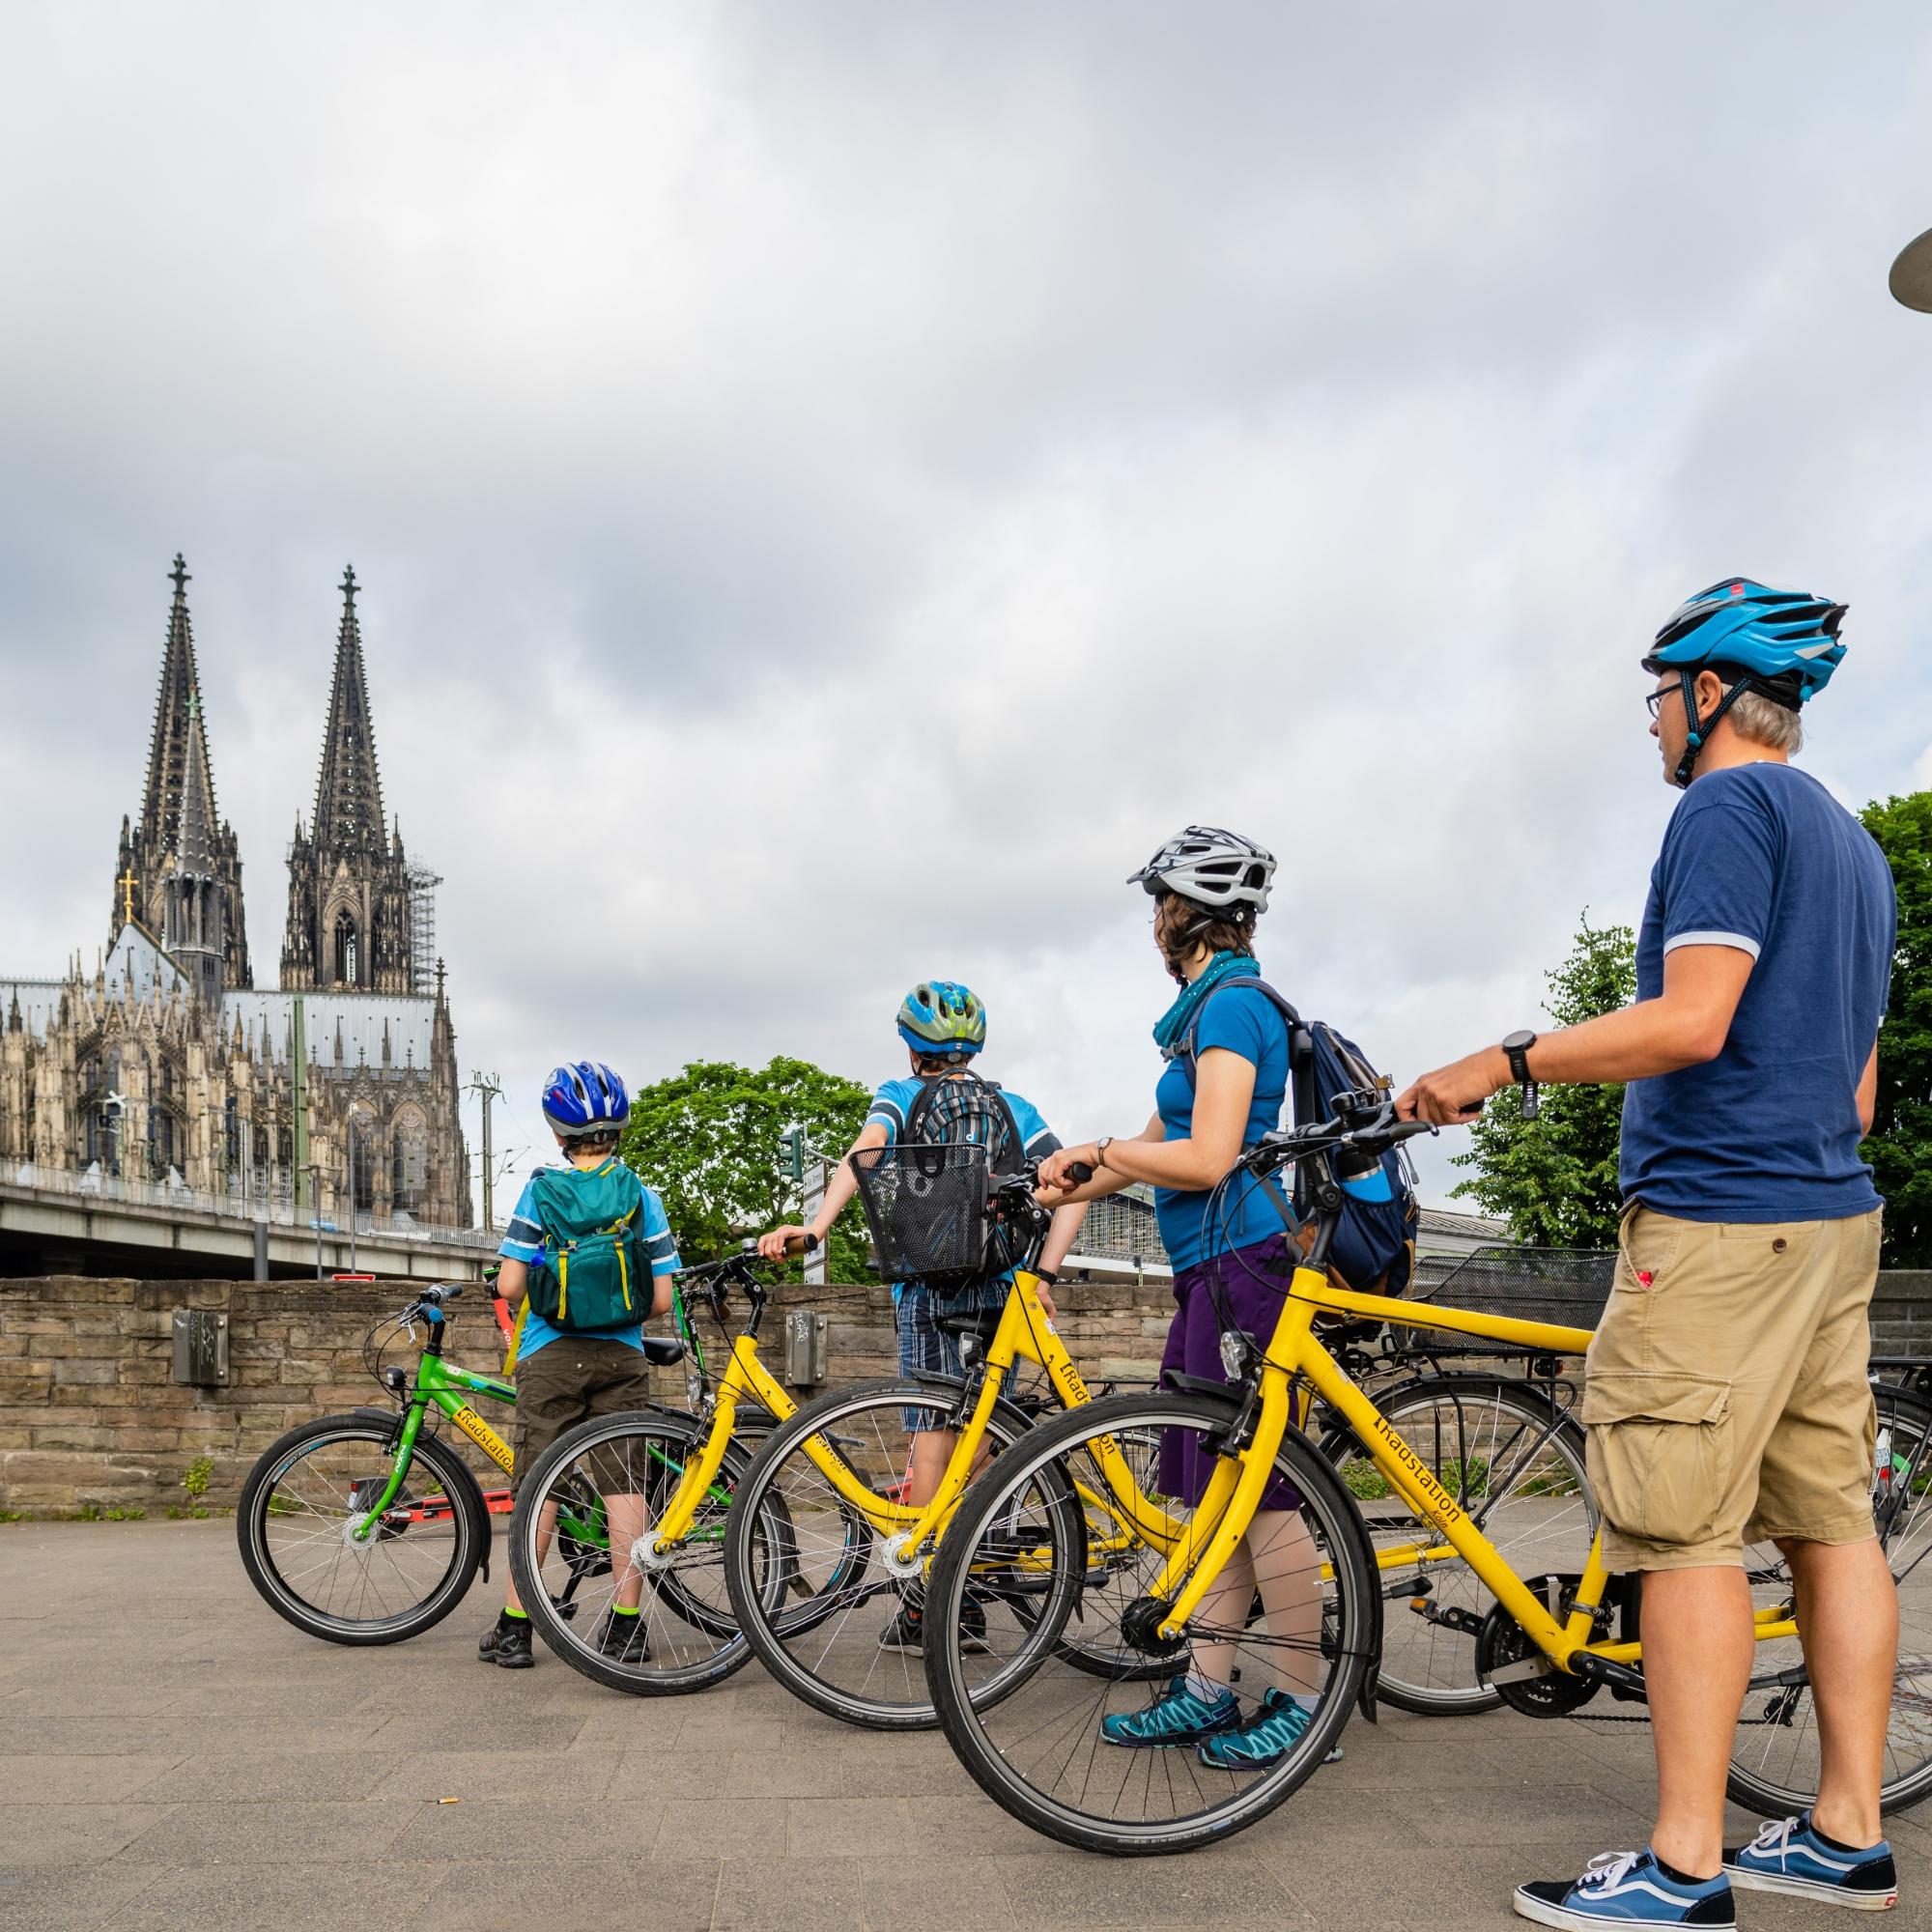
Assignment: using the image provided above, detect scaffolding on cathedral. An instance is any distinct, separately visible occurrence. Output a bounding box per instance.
[406,860,441,997]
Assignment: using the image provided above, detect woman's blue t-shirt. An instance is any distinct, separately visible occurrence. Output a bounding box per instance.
[1152,985,1291,1273]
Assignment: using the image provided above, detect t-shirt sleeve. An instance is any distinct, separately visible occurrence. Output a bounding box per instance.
[498,1178,546,1264]
[867,1078,914,1146]
[1194,986,1276,1067]
[1657,786,1778,962]
[1005,1092,1062,1157]
[639,1186,681,1276]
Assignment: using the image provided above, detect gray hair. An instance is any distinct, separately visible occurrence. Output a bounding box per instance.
[1725,686,1804,755]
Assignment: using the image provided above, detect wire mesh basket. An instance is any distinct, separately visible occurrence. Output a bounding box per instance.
[1415,1245,1617,1331]
[849,1142,994,1287]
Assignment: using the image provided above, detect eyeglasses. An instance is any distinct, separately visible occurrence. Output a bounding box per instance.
[1645,686,1678,721]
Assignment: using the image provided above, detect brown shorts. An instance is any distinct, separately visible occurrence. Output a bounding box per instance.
[1582,1204,1882,1572]
[511,1336,655,1495]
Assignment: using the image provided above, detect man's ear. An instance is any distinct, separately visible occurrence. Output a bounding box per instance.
[1696,667,1728,716]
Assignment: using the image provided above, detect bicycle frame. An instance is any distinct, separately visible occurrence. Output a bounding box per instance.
[1143,1264,1800,1676]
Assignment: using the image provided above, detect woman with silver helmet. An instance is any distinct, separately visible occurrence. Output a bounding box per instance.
[1038,826,1338,1771]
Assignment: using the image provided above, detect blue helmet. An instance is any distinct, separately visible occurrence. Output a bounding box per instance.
[896,980,986,1058]
[1642,577,1847,786]
[540,1061,630,1139]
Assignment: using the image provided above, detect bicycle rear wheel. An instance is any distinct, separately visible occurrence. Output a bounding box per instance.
[1321,1375,1594,1715]
[1726,1381,1932,1817]
[510,1407,781,1695]
[237,1416,483,1644]
[925,1388,1377,1856]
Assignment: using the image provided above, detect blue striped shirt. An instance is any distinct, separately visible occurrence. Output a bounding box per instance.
[498,1163,680,1360]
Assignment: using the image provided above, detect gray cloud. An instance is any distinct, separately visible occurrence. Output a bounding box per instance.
[4,1,1931,1213]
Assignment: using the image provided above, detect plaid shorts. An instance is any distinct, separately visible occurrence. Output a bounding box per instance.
[896,1281,1008,1434]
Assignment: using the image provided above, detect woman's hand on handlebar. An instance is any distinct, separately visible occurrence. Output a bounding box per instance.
[755,1224,820,1262]
[1037,1148,1095,1194]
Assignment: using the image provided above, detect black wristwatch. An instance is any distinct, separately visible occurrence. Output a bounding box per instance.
[1035,1268,1058,1287]
[1501,1029,1538,1086]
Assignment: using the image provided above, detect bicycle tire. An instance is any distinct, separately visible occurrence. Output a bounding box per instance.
[722,1377,1041,1731]
[237,1415,484,1644]
[510,1406,781,1696]
[926,1387,1378,1856]
[1725,1380,1932,1818]
[1318,1375,1594,1716]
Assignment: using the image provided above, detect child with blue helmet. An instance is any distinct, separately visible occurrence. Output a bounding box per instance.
[478,1060,681,1671]
[759,981,1089,1654]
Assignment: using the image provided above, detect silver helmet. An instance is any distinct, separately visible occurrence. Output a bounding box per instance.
[1127,825,1275,915]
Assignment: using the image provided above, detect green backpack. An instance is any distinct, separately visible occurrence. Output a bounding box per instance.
[525,1161,648,1331]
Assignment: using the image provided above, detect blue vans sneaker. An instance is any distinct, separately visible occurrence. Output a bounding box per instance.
[1515,1850,1734,1928]
[1099,1677,1240,1748]
[1196,1689,1344,1770]
[1724,1813,1898,1911]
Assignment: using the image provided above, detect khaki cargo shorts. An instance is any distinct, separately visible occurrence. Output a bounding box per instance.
[1582,1203,1882,1573]
[511,1336,655,1496]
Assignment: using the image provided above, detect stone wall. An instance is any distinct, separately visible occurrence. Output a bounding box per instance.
[0,1271,1177,1514]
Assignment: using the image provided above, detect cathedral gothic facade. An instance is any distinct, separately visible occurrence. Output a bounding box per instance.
[0,558,472,1232]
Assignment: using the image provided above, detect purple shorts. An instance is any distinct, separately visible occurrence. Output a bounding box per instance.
[1158,1234,1303,1511]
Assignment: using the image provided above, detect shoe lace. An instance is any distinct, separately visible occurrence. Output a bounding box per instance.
[1140,1686,1224,1734]
[1577,1852,1641,1891]
[1747,1817,1799,1858]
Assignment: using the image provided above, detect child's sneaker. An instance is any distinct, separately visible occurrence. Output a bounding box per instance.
[1724,1813,1897,1911]
[595,1608,651,1664]
[1100,1677,1241,1748]
[484,1618,535,1670]
[1515,1850,1734,1928]
[1196,1689,1343,1770]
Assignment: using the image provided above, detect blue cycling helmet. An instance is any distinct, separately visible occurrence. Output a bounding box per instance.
[896,981,986,1059]
[1643,577,1847,787]
[540,1061,630,1139]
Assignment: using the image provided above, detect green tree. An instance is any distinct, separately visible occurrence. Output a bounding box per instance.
[616,1056,873,1281]
[1861,792,1932,1267]
[1450,911,1637,1249]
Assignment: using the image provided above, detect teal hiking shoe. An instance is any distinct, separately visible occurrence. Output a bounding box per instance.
[1099,1677,1240,1748]
[1196,1688,1343,1770]
[1724,1813,1897,1911]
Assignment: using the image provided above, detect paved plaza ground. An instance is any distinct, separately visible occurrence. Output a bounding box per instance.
[3,1520,1929,1932]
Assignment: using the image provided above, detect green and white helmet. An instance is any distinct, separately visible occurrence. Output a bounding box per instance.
[896,981,986,1057]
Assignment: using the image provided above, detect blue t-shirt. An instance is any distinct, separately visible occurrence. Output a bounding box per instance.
[497,1163,681,1360]
[1152,984,1292,1272]
[1620,764,1894,1223]
[866,1075,1061,1303]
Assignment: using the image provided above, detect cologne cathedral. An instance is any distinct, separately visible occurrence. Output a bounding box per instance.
[0,558,471,1229]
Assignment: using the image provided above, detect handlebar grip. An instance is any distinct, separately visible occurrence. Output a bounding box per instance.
[442,1283,465,1299]
[1066,1162,1094,1184]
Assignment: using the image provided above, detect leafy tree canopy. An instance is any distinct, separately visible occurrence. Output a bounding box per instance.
[616,1056,873,1281]
[1450,911,1636,1249]
[1861,792,1932,1268]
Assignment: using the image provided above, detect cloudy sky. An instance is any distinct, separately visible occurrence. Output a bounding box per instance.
[5,3,1931,1212]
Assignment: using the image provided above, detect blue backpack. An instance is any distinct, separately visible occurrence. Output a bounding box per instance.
[1179,977,1420,1296]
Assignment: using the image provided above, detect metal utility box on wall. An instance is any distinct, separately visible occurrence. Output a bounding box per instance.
[171,1309,230,1387]
[783,1309,828,1387]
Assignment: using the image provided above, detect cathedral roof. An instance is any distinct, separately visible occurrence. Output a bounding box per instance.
[222,989,439,1067]
[0,979,64,1042]
[104,922,188,1002]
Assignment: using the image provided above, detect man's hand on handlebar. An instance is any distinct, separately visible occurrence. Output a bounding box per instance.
[1394,1045,1511,1126]
[755,1225,821,1262]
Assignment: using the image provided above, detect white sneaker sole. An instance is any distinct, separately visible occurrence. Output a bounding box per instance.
[1726,1864,1897,1911]
[1512,1886,1732,1930]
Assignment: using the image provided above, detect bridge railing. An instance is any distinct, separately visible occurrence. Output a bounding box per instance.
[4,1161,499,1252]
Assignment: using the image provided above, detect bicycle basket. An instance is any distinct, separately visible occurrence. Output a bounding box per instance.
[849,1142,993,1287]
[1415,1245,1616,1331]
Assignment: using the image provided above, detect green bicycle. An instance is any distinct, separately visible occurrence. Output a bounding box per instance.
[236,1280,689,1644]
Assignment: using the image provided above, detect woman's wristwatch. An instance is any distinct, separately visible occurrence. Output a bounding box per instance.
[1094,1137,1114,1170]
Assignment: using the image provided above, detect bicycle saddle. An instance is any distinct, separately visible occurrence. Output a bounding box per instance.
[639,1336,686,1367]
[934,1308,1003,1347]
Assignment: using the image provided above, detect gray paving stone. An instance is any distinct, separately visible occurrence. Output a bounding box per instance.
[860,1857,1022,1931]
[655,1797,790,1860]
[412,1853,719,1931]
[128,1749,393,1803]
[374,1747,624,1803]
[992,1846,1307,1925]
[717,1855,866,1931]
[0,1861,160,1932]
[0,1752,183,1804]
[404,1794,667,1862]
[0,1801,180,1869]
[114,1797,423,1866]
[106,1860,447,1932]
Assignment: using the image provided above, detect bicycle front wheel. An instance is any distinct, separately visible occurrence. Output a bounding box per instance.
[1321,1375,1595,1715]
[510,1407,783,1696]
[1726,1381,1932,1817]
[925,1388,1377,1857]
[236,1415,484,1644]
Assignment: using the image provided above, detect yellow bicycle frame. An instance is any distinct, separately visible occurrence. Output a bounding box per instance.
[1139,1264,1798,1671]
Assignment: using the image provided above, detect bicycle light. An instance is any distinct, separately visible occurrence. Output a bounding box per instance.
[381,1365,409,1394]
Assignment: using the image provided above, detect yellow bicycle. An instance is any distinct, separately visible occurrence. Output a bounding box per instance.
[923,1092,1932,1855]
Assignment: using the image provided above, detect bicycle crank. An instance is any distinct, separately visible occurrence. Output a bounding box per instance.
[1475,1573,1615,1719]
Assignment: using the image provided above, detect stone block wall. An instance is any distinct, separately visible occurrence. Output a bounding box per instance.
[0,1270,1179,1514]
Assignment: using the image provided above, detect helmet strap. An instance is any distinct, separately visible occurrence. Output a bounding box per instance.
[1670,668,1753,789]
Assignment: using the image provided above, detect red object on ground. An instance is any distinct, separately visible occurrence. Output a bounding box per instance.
[332,1272,377,1282]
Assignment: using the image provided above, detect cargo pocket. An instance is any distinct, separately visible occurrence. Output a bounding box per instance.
[1581,1371,1733,1548]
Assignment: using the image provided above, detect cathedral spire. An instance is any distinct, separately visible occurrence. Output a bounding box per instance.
[176,693,216,879]
[310,565,386,852]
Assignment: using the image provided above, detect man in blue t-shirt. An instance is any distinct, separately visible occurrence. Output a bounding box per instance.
[1399,581,1900,1926]
[759,980,1087,1654]
[479,1061,681,1672]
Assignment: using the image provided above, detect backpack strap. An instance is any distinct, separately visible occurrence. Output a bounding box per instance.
[1178,976,1307,1094]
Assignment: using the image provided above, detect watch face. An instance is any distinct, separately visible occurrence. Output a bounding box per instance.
[1502,1030,1536,1051]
